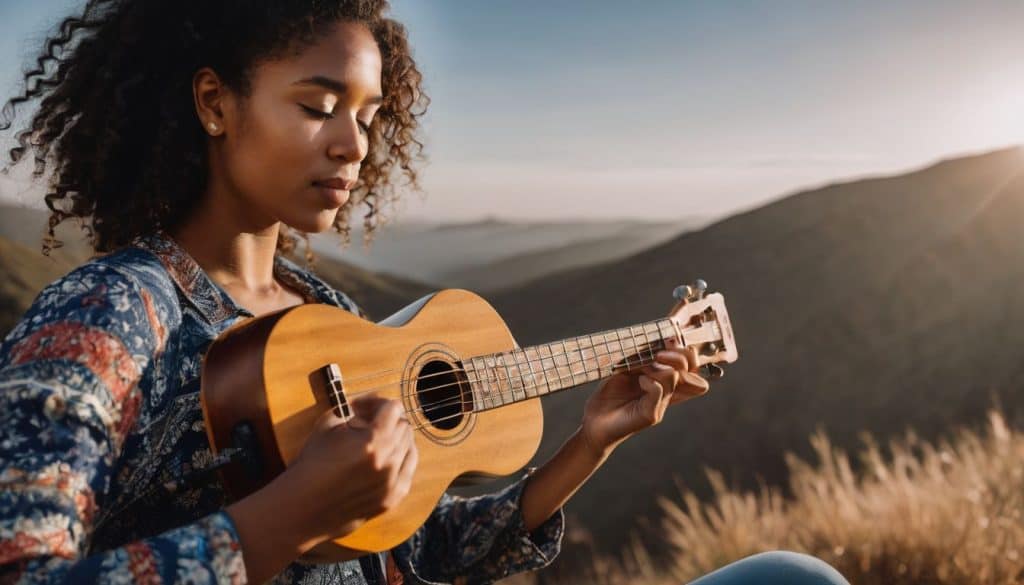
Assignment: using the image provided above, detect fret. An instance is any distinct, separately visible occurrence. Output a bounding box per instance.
[538,344,556,393]
[645,323,658,361]
[495,353,511,406]
[499,352,519,402]
[613,329,631,371]
[479,356,495,410]
[587,334,600,379]
[484,354,502,407]
[627,325,639,362]
[658,319,677,346]
[510,349,527,402]
[492,352,505,403]
[604,330,619,373]
[507,349,523,400]
[545,342,563,389]
[597,332,610,375]
[657,321,667,351]
[522,346,538,397]
[470,357,489,410]
[575,336,590,381]
[464,359,477,411]
[588,332,605,377]
[560,339,577,386]
[522,347,540,398]
[652,321,666,354]
[466,357,478,410]
[627,325,644,367]
[519,347,538,399]
[643,325,659,362]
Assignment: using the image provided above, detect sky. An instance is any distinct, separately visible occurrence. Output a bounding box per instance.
[0,0,1022,223]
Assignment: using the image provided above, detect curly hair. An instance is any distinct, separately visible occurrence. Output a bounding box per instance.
[0,0,428,264]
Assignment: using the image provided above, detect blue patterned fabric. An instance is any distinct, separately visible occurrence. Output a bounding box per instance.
[0,230,564,584]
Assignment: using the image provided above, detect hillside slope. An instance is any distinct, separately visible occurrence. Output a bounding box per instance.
[485,146,1024,554]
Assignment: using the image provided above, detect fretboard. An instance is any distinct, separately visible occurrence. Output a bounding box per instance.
[464,318,679,410]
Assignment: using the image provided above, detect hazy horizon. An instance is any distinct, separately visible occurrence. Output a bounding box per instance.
[1,1,1022,224]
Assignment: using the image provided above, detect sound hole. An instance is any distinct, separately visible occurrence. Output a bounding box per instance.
[416,360,467,430]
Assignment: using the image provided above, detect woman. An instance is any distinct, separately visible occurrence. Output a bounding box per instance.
[0,1,849,584]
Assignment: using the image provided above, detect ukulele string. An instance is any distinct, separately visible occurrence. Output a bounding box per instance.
[407,356,623,421]
[342,335,665,397]
[343,335,669,402]
[403,340,666,421]
[397,339,668,429]
[387,338,670,425]
[404,351,668,433]
[344,336,666,415]
[329,318,675,388]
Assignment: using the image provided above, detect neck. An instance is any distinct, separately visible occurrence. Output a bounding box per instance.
[171,186,282,293]
[465,317,682,410]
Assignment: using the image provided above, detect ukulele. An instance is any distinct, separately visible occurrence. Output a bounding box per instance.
[199,279,738,562]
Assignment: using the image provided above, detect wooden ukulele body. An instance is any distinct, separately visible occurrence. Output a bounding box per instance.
[200,289,543,561]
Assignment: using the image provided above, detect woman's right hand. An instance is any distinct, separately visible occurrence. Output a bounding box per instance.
[288,395,419,544]
[226,395,418,583]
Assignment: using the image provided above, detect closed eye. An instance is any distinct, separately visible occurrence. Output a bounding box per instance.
[299,104,371,134]
[299,104,334,120]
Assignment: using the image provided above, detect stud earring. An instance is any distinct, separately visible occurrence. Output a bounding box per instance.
[207,122,218,133]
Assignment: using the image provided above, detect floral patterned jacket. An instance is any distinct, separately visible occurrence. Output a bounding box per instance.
[0,230,564,584]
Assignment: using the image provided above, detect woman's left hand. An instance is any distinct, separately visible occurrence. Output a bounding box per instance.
[580,338,710,457]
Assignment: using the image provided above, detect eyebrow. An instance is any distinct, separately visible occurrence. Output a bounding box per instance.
[292,75,384,105]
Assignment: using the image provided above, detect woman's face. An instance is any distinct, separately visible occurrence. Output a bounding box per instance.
[205,20,383,233]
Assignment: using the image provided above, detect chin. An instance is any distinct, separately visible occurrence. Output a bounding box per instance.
[282,210,340,235]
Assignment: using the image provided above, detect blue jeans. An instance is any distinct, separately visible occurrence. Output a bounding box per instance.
[688,551,850,585]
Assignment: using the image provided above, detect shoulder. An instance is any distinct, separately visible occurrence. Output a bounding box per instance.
[0,246,179,361]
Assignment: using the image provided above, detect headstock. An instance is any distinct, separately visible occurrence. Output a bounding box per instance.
[667,279,738,379]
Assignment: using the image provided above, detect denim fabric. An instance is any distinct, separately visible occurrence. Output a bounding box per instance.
[689,551,850,585]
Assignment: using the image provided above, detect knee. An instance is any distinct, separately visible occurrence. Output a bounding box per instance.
[690,550,849,585]
[737,551,849,585]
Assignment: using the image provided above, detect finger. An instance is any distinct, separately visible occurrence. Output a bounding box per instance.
[638,374,664,423]
[312,405,348,432]
[682,346,702,372]
[648,362,680,398]
[670,371,710,404]
[372,399,407,434]
[388,422,414,480]
[379,408,413,461]
[654,349,689,372]
[653,364,679,418]
[397,431,419,488]
[348,395,391,426]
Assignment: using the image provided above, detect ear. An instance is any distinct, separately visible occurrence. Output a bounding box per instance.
[192,67,233,136]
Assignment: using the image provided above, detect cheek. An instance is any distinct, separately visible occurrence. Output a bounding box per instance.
[226,113,318,208]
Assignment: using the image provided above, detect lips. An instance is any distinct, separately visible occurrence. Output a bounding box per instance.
[313,177,357,190]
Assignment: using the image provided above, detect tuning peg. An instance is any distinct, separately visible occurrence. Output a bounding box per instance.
[673,279,709,303]
[693,279,708,299]
[701,363,725,380]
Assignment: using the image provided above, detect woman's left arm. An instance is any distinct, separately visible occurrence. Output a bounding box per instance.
[391,339,710,584]
[521,339,710,532]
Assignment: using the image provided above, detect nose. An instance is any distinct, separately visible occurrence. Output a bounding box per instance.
[326,114,369,163]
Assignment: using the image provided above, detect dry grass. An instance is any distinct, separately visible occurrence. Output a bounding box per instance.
[507,410,1024,585]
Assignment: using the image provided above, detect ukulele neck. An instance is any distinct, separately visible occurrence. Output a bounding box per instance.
[464,317,685,410]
